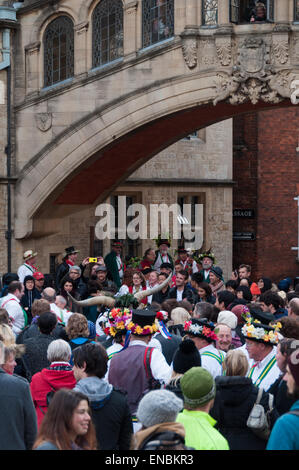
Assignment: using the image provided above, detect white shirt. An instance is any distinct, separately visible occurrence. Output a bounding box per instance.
[146,281,159,304]
[176,288,184,302]
[199,344,226,379]
[17,263,36,284]
[0,293,25,335]
[50,303,73,325]
[153,252,171,273]
[246,347,280,392]
[116,285,129,297]
[116,255,124,280]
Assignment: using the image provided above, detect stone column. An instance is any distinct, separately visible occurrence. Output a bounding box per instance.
[24,42,40,95]
[218,0,230,25]
[185,0,198,28]
[123,0,138,57]
[74,21,89,77]
[275,0,289,23]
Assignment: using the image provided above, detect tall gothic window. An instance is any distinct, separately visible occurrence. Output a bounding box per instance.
[296,1,299,21]
[43,16,74,87]
[202,0,218,26]
[92,0,124,68]
[142,0,174,48]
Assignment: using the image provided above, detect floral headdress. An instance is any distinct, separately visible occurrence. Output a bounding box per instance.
[156,310,172,339]
[126,320,159,336]
[153,233,172,248]
[192,248,216,265]
[103,307,132,338]
[184,320,218,342]
[241,319,281,345]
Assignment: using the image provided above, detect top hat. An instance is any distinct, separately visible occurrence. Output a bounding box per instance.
[63,246,79,258]
[127,309,158,336]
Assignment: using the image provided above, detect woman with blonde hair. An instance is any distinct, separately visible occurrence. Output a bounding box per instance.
[167,307,191,337]
[66,313,95,352]
[0,323,27,378]
[210,349,279,450]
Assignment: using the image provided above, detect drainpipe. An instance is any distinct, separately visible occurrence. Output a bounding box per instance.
[0,5,17,273]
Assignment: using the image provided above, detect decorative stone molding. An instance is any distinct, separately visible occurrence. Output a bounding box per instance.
[272,41,289,65]
[216,40,232,66]
[124,1,138,15]
[35,112,52,132]
[74,21,89,35]
[180,28,198,69]
[24,41,41,55]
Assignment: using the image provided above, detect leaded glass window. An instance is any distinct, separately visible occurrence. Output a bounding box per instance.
[142,0,174,48]
[92,0,123,68]
[202,0,218,26]
[295,1,299,21]
[43,16,74,88]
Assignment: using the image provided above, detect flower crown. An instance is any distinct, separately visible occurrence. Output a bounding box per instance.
[126,320,158,336]
[241,319,281,345]
[103,307,132,337]
[184,321,218,342]
[153,233,172,247]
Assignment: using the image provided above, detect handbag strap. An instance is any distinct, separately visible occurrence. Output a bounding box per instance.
[255,386,264,404]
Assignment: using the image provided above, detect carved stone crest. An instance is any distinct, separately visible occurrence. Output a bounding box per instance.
[35,112,52,132]
[213,38,286,105]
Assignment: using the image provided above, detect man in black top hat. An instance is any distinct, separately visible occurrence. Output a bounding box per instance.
[55,246,89,291]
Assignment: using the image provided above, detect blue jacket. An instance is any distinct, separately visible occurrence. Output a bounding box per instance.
[266,400,299,450]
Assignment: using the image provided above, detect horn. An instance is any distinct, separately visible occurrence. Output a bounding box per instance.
[134,272,172,302]
[67,293,116,308]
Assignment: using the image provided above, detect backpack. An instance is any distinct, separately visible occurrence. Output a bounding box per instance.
[144,347,161,391]
[140,431,193,450]
[247,387,274,440]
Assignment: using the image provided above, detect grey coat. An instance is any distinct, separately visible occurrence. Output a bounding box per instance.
[0,368,37,450]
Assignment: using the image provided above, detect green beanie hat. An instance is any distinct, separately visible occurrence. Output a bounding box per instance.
[180,367,216,408]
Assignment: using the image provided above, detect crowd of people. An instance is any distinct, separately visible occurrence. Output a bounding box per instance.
[0,239,299,451]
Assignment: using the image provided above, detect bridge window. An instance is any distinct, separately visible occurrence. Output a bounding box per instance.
[230,1,274,24]
[295,1,299,22]
[142,0,174,48]
[92,0,124,68]
[202,0,218,26]
[43,16,74,88]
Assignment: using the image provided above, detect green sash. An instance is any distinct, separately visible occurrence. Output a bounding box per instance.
[248,356,277,387]
[201,350,224,366]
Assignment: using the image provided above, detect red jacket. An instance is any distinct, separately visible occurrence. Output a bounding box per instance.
[129,286,147,305]
[30,363,76,427]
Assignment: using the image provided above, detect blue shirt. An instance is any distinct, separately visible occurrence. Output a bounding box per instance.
[266,400,299,450]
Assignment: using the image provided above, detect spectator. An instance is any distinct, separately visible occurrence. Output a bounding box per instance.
[209,266,225,297]
[73,342,133,450]
[176,366,229,450]
[267,345,299,450]
[257,277,272,293]
[193,301,215,321]
[166,338,201,400]
[20,275,42,324]
[167,270,195,304]
[196,282,215,304]
[288,298,299,319]
[0,340,37,450]
[260,291,287,320]
[215,290,235,312]
[66,313,96,352]
[167,306,191,337]
[59,278,81,312]
[236,285,252,303]
[133,390,186,450]
[278,316,299,340]
[268,338,299,416]
[151,272,171,305]
[211,349,278,450]
[33,389,97,450]
[33,272,45,295]
[22,312,57,377]
[30,339,76,428]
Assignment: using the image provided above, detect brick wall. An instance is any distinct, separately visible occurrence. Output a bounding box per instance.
[233,108,299,284]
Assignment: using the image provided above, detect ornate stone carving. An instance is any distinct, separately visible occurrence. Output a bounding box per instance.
[216,43,232,66]
[180,29,198,69]
[272,41,289,64]
[182,38,197,69]
[213,38,287,105]
[35,113,52,132]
